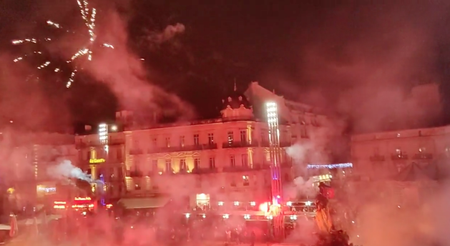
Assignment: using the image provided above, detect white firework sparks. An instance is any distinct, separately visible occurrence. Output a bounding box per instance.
[12,0,114,88]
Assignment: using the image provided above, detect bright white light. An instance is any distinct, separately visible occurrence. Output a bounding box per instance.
[305,201,312,206]
[234,201,239,206]
[218,201,224,206]
[202,214,206,218]
[244,214,250,219]
[290,215,297,220]
[98,123,108,142]
[306,163,353,169]
[286,201,292,206]
[223,214,229,219]
[266,215,273,220]
[250,201,256,206]
[266,102,279,127]
[110,125,118,131]
[185,213,190,218]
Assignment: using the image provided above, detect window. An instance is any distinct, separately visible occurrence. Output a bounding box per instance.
[227,131,234,144]
[209,157,216,169]
[241,154,248,167]
[133,139,140,149]
[208,133,214,144]
[165,137,171,147]
[152,160,158,172]
[299,116,306,125]
[300,127,308,138]
[165,159,172,172]
[240,130,246,143]
[243,175,249,186]
[135,183,141,190]
[230,155,236,167]
[116,148,123,161]
[194,158,200,169]
[179,136,185,147]
[230,177,236,187]
[180,159,187,171]
[374,147,380,155]
[261,131,268,143]
[193,134,200,145]
[90,149,97,159]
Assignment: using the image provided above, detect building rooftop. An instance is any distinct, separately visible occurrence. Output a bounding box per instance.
[351,125,450,142]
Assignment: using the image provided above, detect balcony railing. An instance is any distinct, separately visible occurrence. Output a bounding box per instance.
[260,141,291,147]
[129,149,145,155]
[148,143,218,154]
[369,155,385,162]
[391,154,408,160]
[280,142,292,147]
[129,170,144,177]
[413,153,433,160]
[222,141,259,148]
[222,164,272,172]
[191,167,218,174]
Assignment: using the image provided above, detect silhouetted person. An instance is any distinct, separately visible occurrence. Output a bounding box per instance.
[250,230,256,246]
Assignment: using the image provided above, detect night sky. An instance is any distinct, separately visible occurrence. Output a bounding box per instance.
[1,0,450,133]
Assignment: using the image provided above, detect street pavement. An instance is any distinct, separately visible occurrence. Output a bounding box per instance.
[6,236,301,246]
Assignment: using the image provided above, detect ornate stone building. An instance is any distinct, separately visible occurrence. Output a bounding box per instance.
[351,125,450,179]
[75,82,335,209]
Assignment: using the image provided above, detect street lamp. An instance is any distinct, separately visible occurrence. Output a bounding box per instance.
[98,123,108,205]
[265,101,284,240]
[266,102,280,148]
[98,123,108,153]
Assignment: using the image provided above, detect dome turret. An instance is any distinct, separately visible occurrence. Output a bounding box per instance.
[220,82,253,120]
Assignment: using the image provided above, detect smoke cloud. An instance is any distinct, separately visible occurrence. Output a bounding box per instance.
[283,176,316,200]
[274,0,450,132]
[46,159,91,182]
[84,12,195,121]
[149,23,186,44]
[338,179,450,246]
[0,55,70,131]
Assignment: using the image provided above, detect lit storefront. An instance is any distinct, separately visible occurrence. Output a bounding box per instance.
[36,183,57,199]
[306,163,353,184]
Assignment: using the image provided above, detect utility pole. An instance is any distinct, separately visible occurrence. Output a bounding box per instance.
[266,102,284,240]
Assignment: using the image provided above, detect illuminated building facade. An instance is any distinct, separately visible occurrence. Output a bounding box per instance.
[75,126,126,198]
[351,126,450,179]
[75,82,335,212]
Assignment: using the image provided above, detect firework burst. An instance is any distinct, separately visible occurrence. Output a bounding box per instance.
[12,0,114,88]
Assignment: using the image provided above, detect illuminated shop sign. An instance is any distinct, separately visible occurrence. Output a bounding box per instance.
[89,158,105,164]
[37,185,56,193]
[74,197,92,201]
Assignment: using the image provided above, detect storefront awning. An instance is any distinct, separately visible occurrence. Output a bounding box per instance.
[118,197,170,209]
[0,224,10,231]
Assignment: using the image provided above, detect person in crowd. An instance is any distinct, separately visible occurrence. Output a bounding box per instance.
[250,230,256,246]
